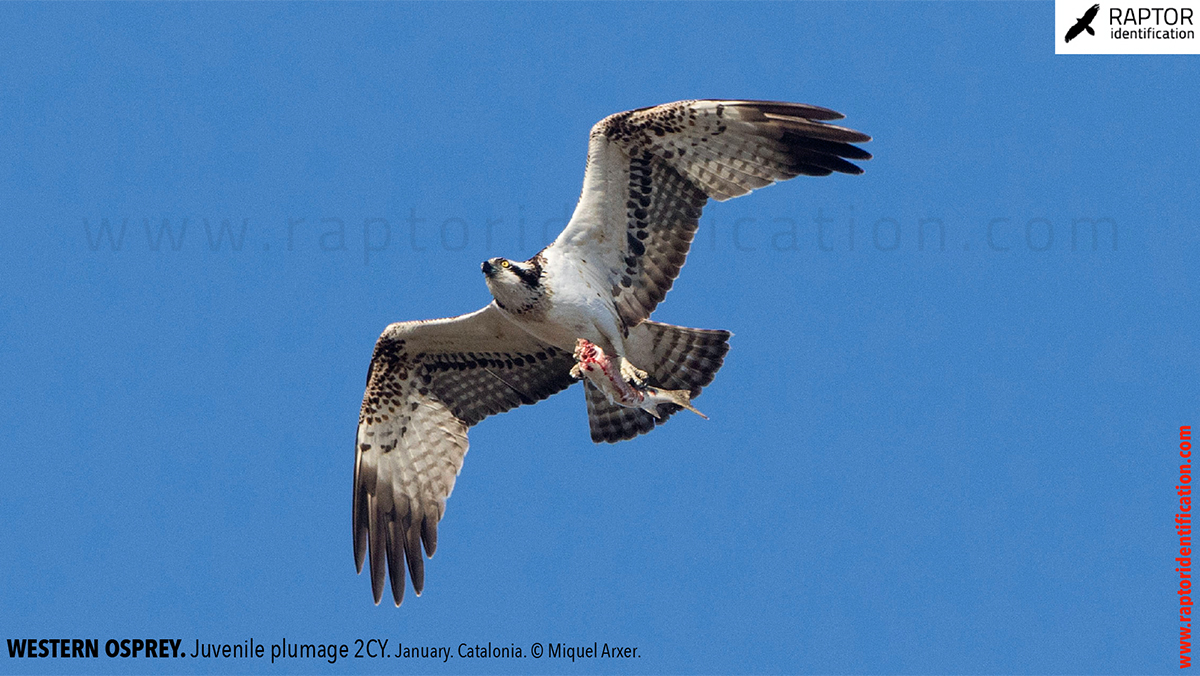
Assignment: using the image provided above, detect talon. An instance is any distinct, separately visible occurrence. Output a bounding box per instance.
[619,359,648,387]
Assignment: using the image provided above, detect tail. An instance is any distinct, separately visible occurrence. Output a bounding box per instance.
[584,320,730,443]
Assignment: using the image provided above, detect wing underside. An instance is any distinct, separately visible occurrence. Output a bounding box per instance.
[354,304,576,605]
[555,99,872,330]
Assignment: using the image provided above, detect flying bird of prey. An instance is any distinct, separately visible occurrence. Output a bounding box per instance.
[354,99,871,606]
[1065,3,1101,42]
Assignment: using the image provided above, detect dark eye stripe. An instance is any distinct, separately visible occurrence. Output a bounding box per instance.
[512,263,542,287]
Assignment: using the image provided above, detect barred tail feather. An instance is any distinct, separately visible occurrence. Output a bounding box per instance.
[584,321,731,443]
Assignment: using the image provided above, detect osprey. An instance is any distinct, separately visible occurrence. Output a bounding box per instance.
[354,100,871,606]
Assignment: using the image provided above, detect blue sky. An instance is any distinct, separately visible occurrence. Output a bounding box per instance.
[0,2,1195,674]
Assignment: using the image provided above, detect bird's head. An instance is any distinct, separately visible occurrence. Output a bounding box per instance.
[481,256,545,312]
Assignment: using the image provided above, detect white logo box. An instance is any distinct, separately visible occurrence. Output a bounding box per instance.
[1057,0,1200,53]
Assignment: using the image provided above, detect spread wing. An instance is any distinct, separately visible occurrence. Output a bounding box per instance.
[354,303,576,606]
[553,100,871,330]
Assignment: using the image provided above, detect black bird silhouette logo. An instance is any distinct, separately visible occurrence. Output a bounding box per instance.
[1065,4,1101,42]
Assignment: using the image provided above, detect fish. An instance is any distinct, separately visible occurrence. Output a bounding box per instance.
[570,338,708,420]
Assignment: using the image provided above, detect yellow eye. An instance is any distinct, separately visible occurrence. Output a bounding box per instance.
[500,260,510,268]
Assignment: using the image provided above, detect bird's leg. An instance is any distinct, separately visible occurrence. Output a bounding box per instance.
[617,355,649,387]
[591,318,649,387]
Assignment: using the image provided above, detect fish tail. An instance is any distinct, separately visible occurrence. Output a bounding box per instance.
[658,388,709,420]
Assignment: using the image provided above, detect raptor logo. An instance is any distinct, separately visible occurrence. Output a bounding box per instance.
[1066,3,1102,41]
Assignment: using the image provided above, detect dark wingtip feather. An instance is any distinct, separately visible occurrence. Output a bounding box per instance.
[779,132,871,176]
[370,565,385,604]
[722,99,847,121]
[813,125,871,144]
[783,133,873,161]
[405,527,425,596]
[353,510,367,574]
[352,450,368,574]
[421,516,438,558]
[774,118,871,145]
[368,503,387,605]
[791,164,835,177]
[386,521,406,607]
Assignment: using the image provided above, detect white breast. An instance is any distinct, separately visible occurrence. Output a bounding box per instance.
[502,245,625,353]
